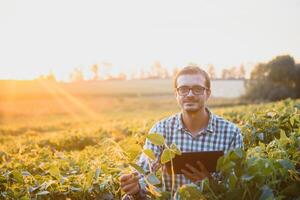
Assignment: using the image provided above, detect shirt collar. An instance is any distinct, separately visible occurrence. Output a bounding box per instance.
[177,107,215,134]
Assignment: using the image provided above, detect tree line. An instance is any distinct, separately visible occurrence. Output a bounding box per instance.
[36,54,300,101]
[37,62,247,82]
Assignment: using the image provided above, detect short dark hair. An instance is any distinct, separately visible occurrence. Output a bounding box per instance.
[173,66,211,89]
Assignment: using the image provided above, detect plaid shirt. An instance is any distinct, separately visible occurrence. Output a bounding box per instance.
[136,108,243,197]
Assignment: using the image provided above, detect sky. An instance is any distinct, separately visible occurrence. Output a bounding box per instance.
[0,0,300,81]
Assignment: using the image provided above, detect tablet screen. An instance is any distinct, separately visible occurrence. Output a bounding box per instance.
[164,151,224,175]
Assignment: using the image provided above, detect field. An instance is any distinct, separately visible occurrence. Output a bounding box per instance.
[0,80,299,200]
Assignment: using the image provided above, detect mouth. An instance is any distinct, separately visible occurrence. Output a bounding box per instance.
[183,101,197,103]
[184,102,197,105]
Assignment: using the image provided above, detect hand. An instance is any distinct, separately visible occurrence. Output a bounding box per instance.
[181,161,211,183]
[119,172,141,195]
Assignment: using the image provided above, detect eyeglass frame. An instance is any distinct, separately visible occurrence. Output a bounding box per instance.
[176,85,209,96]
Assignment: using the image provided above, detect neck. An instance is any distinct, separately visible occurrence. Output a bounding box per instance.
[181,107,209,135]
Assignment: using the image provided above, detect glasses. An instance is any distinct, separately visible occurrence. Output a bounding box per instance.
[176,85,208,96]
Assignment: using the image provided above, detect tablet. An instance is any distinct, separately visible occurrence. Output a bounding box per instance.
[164,151,224,175]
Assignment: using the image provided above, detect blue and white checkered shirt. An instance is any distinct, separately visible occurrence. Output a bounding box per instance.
[137,108,243,195]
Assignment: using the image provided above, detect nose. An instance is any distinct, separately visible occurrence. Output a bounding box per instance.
[186,88,194,97]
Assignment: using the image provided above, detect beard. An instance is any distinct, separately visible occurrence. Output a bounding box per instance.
[184,105,200,113]
[177,96,206,114]
[182,101,204,113]
[185,109,200,115]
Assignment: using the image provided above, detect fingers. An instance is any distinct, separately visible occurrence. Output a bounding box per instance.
[181,163,209,183]
[120,172,141,195]
[196,161,208,174]
[120,174,139,186]
[122,181,140,195]
[119,174,131,182]
[120,172,139,182]
[196,161,212,179]
[185,164,199,174]
[132,171,139,176]
[181,168,194,179]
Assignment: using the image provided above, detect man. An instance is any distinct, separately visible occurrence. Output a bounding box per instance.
[120,66,243,199]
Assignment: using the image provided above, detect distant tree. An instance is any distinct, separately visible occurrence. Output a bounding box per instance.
[221,69,228,79]
[221,66,241,79]
[250,63,267,80]
[117,73,127,80]
[237,65,246,79]
[151,61,163,78]
[37,72,56,81]
[102,62,113,79]
[221,68,235,79]
[207,64,216,79]
[70,68,84,82]
[295,64,300,96]
[172,67,179,78]
[46,72,56,81]
[90,64,99,81]
[130,71,138,80]
[244,55,300,101]
[161,67,170,79]
[229,67,238,79]
[266,55,295,86]
[139,69,146,79]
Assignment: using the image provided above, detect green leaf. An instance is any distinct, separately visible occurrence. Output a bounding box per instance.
[229,173,237,190]
[86,170,94,186]
[12,170,23,183]
[20,196,30,200]
[29,186,39,193]
[145,173,160,185]
[143,149,156,160]
[216,156,225,171]
[95,168,101,180]
[257,133,264,141]
[37,191,50,196]
[146,133,165,146]
[160,149,175,164]
[219,161,235,173]
[266,111,276,118]
[259,185,274,200]
[49,165,61,179]
[70,187,82,192]
[147,184,162,197]
[21,171,31,176]
[280,129,288,139]
[289,116,295,126]
[258,142,265,149]
[278,159,294,170]
[241,174,254,182]
[129,163,146,175]
[229,148,244,160]
[178,184,203,200]
[279,129,290,144]
[40,180,56,191]
[170,143,181,155]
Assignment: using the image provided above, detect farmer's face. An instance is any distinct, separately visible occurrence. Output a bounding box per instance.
[175,74,211,113]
